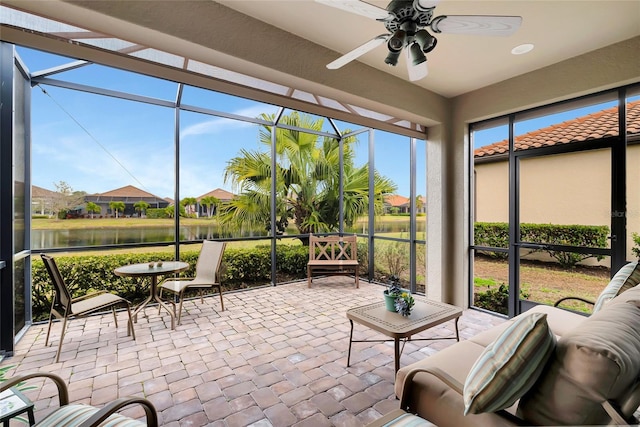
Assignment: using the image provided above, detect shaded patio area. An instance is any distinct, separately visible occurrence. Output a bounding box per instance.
[2,277,505,426]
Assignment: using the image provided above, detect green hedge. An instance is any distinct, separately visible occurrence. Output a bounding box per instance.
[32,245,311,322]
[633,232,640,259]
[474,222,609,267]
[146,208,169,219]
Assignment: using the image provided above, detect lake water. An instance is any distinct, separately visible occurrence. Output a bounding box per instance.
[32,219,423,249]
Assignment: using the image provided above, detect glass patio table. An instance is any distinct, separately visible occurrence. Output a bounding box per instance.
[114,261,189,330]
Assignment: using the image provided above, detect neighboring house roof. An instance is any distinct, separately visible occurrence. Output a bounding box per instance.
[384,194,410,207]
[475,99,640,159]
[32,185,57,198]
[86,185,167,203]
[197,188,235,201]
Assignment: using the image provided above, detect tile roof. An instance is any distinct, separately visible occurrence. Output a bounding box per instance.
[475,99,640,159]
[384,194,410,207]
[92,185,162,199]
[197,188,235,201]
[32,185,57,198]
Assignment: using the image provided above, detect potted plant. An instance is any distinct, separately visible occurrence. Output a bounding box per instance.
[383,275,415,316]
[384,275,402,311]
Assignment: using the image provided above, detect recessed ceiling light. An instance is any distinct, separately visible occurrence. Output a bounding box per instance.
[511,44,534,55]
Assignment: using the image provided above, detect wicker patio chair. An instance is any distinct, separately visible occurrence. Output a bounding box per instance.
[40,254,135,363]
[158,240,226,325]
[0,372,157,426]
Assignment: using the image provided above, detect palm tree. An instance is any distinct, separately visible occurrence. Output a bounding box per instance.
[134,201,150,217]
[219,112,396,242]
[165,204,186,218]
[416,195,425,213]
[180,197,198,217]
[86,202,101,219]
[109,201,125,218]
[200,196,220,218]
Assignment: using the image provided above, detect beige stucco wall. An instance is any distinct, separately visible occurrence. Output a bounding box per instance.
[474,161,509,222]
[475,147,640,262]
[476,149,612,225]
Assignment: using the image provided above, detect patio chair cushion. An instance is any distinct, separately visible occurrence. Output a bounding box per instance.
[593,261,640,312]
[37,403,146,427]
[517,296,640,425]
[463,312,555,415]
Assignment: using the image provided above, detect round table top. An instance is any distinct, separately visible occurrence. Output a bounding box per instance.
[114,261,189,277]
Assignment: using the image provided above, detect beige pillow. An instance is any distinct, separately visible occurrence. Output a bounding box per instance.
[518,300,640,425]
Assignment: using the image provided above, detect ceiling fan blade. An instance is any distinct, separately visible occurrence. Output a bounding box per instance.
[406,49,428,81]
[415,0,441,10]
[315,0,391,20]
[327,34,390,69]
[431,15,522,36]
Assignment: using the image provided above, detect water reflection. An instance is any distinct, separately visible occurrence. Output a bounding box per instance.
[32,218,423,249]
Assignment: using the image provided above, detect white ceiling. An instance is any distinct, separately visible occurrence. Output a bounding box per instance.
[219,0,640,98]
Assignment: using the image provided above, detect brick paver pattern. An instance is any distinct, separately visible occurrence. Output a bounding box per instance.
[1,277,505,426]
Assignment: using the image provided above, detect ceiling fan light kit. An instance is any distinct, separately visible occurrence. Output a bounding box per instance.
[414,29,437,53]
[409,43,426,66]
[318,0,522,81]
[388,28,407,52]
[385,49,402,66]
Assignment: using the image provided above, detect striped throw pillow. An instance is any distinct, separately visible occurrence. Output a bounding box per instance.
[593,262,640,313]
[463,312,556,415]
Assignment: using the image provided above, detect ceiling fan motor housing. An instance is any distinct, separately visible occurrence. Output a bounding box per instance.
[384,0,434,33]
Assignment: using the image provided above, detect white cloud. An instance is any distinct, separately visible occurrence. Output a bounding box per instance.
[180,105,274,139]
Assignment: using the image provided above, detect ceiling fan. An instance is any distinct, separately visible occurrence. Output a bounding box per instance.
[317,0,522,81]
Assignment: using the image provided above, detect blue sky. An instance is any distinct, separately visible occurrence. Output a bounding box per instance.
[20,45,627,202]
[19,46,425,201]
[472,102,620,150]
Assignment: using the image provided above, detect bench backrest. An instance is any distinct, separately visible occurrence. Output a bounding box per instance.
[309,234,357,261]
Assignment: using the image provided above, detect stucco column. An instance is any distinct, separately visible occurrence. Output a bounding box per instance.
[426,124,443,302]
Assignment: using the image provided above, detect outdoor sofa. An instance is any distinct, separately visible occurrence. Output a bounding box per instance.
[385,261,640,426]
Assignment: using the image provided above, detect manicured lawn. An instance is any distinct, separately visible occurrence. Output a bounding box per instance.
[474,256,610,313]
[32,217,216,229]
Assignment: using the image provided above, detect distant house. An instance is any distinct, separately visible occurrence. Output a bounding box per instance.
[382,194,426,214]
[32,185,57,216]
[474,100,640,260]
[196,188,235,217]
[84,185,169,217]
[384,194,410,214]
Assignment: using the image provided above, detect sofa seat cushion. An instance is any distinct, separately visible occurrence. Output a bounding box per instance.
[395,340,516,426]
[524,304,588,337]
[517,299,640,425]
[469,304,585,349]
[467,321,512,348]
[463,312,555,415]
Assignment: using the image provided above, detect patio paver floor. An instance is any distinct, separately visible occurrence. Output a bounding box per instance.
[1,277,505,426]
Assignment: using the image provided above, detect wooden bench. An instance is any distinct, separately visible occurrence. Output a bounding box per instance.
[307,234,359,288]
